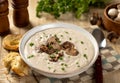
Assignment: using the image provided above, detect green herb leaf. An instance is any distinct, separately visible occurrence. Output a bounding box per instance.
[83,54,88,59]
[48,67,51,70]
[29,42,34,47]
[48,44,53,49]
[27,55,34,59]
[81,41,84,44]
[76,62,79,64]
[69,37,72,40]
[61,67,65,71]
[50,54,56,59]
[36,0,110,18]
[54,34,61,43]
[53,69,56,72]
[61,63,68,67]
[77,65,80,67]
[61,35,63,37]
[65,31,69,34]
[59,56,63,60]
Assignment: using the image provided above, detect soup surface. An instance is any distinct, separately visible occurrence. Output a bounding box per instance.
[24,28,94,74]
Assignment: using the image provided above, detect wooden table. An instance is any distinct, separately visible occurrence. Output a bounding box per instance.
[0,0,120,83]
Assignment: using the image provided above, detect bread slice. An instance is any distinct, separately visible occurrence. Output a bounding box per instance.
[3,52,19,70]
[11,56,29,76]
[2,34,22,51]
[3,52,29,76]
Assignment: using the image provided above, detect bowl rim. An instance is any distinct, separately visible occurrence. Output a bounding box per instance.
[104,3,120,24]
[19,22,99,78]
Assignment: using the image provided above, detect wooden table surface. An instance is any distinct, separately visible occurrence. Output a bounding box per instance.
[1,0,120,83]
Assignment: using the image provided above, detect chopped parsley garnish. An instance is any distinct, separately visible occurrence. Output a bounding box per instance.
[69,37,72,40]
[61,63,64,66]
[46,35,48,38]
[50,54,56,58]
[29,42,34,47]
[68,56,71,58]
[81,41,84,44]
[61,63,68,67]
[48,67,51,70]
[53,69,56,72]
[55,49,59,54]
[48,44,53,49]
[76,62,80,67]
[54,34,61,43]
[40,37,42,39]
[57,40,61,43]
[59,56,63,60]
[61,67,65,71]
[61,35,63,37]
[43,32,46,35]
[83,54,88,59]
[64,64,68,67]
[77,65,80,67]
[27,55,34,59]
[65,31,69,34]
[76,62,79,64]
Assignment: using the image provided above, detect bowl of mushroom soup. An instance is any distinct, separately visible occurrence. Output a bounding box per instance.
[19,23,99,78]
[103,3,120,35]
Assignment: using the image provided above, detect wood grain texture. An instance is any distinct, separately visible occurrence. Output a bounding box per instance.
[0,0,120,83]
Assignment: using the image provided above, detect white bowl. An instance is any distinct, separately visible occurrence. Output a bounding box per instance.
[19,22,99,78]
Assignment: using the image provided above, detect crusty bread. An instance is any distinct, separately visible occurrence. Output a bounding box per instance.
[2,34,22,51]
[3,52,29,76]
[11,56,29,76]
[3,52,19,70]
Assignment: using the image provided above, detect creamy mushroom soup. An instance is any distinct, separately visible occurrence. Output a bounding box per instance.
[24,28,94,74]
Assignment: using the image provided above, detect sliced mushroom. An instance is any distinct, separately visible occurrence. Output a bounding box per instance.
[39,35,79,62]
[39,44,55,54]
[107,31,119,43]
[61,41,74,50]
[39,44,48,53]
[66,48,79,56]
[47,36,61,50]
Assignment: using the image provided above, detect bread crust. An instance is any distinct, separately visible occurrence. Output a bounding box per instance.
[2,34,22,51]
[3,52,29,76]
